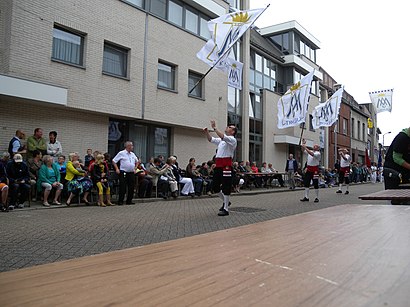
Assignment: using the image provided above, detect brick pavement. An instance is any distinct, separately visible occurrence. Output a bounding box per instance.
[0,183,387,272]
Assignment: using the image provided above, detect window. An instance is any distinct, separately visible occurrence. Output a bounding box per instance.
[343,118,348,135]
[309,114,315,131]
[124,0,144,8]
[357,121,361,140]
[351,118,355,138]
[200,17,211,39]
[362,123,365,141]
[158,61,176,90]
[185,9,198,33]
[168,0,183,26]
[103,42,128,78]
[150,0,166,19]
[188,70,203,98]
[52,26,84,66]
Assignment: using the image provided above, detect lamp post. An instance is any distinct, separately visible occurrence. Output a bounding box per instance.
[382,131,391,157]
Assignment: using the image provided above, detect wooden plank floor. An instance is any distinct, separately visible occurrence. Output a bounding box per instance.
[1,204,410,306]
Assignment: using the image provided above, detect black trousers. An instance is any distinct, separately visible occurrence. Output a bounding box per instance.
[303,171,319,189]
[119,171,135,204]
[212,167,233,195]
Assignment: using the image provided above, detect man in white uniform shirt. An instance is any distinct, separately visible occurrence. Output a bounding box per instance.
[336,148,352,194]
[112,141,138,205]
[203,120,237,216]
[300,139,321,203]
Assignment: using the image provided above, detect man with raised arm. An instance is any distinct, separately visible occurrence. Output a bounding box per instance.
[300,139,321,203]
[203,120,237,216]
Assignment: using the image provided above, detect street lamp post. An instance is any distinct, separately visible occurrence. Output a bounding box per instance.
[382,131,391,157]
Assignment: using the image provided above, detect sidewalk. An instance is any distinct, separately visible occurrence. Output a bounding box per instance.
[7,185,297,211]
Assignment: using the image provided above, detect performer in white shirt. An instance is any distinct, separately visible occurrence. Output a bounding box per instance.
[336,148,352,194]
[203,120,237,216]
[300,139,321,203]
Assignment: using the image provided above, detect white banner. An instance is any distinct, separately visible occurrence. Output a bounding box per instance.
[369,89,393,113]
[277,71,314,129]
[312,87,344,129]
[197,8,265,68]
[227,58,243,90]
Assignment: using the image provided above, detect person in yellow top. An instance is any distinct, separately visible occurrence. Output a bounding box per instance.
[65,152,93,206]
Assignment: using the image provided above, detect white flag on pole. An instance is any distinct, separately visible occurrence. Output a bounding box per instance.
[227,58,243,90]
[277,70,315,129]
[311,87,344,129]
[196,8,265,68]
[369,89,393,113]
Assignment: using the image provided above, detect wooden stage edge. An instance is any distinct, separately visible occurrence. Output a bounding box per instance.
[1,204,410,307]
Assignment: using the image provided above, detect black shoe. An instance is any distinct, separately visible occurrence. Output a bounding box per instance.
[344,191,349,195]
[189,193,195,198]
[336,190,342,194]
[126,202,135,205]
[314,198,319,203]
[300,197,309,202]
[218,209,229,216]
[117,202,124,206]
[219,202,232,211]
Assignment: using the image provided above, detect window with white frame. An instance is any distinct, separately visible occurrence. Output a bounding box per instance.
[168,0,183,26]
[52,25,84,66]
[158,61,176,90]
[150,0,166,19]
[188,70,203,98]
[103,42,129,78]
[124,0,144,8]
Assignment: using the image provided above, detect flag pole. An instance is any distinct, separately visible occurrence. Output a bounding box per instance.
[189,4,270,94]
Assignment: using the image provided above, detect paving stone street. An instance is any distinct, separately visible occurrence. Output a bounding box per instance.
[0,183,386,272]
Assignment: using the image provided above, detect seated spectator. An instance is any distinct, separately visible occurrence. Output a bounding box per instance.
[0,153,10,211]
[169,156,195,197]
[55,155,67,181]
[186,158,204,196]
[87,150,101,173]
[149,157,175,199]
[47,131,62,163]
[250,162,263,188]
[135,160,153,199]
[198,161,214,195]
[8,130,26,158]
[268,163,285,187]
[92,154,114,206]
[232,161,244,193]
[37,155,63,207]
[261,162,272,187]
[84,149,93,169]
[27,150,43,201]
[6,154,30,209]
[65,152,92,206]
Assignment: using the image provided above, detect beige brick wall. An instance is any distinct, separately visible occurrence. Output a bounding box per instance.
[4,0,228,127]
[172,127,219,168]
[0,0,12,72]
[0,99,108,158]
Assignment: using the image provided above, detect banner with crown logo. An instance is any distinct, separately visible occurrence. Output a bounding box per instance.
[369,89,393,113]
[277,71,314,129]
[311,87,344,129]
[197,8,265,68]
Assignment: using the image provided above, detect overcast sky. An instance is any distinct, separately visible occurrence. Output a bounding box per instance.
[250,0,408,146]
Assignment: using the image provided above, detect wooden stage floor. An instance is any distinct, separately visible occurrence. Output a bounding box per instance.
[1,204,410,306]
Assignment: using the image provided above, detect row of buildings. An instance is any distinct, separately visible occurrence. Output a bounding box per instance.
[0,0,381,171]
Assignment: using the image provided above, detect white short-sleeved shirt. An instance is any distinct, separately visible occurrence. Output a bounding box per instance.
[112,149,138,172]
[307,151,321,166]
[340,154,351,168]
[211,134,237,158]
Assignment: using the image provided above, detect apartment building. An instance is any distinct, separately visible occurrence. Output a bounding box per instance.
[0,0,229,164]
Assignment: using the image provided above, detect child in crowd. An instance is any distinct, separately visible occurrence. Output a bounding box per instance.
[84,149,93,168]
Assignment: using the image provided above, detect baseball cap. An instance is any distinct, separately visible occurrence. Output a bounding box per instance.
[13,154,23,163]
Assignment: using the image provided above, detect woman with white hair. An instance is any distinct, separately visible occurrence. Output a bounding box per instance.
[169,156,195,197]
[37,155,63,206]
[65,152,92,206]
